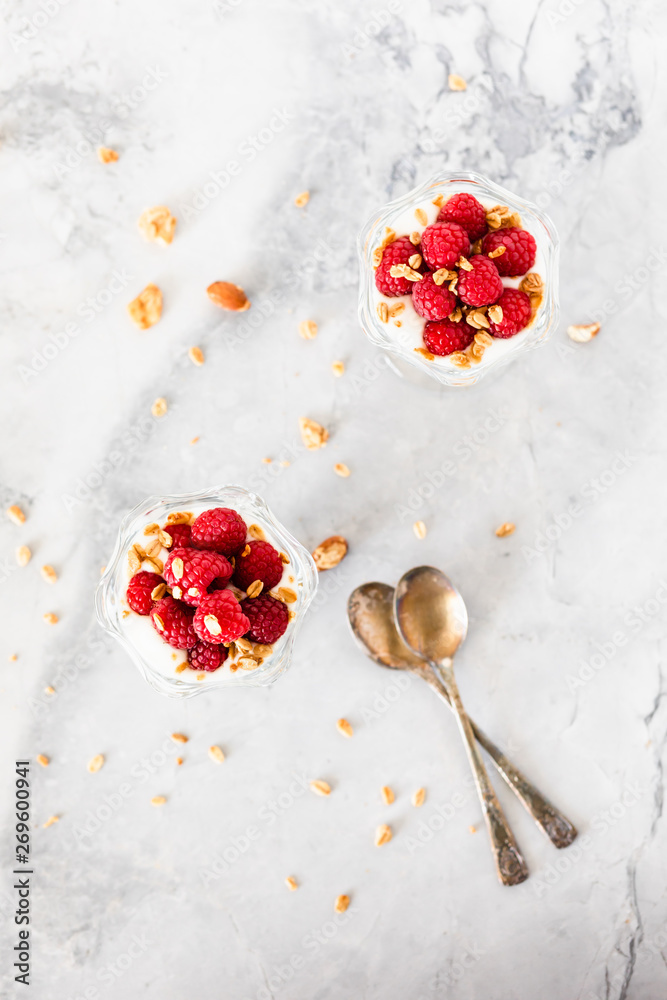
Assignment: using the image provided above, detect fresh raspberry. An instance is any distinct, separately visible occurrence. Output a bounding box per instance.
[457,256,503,307]
[438,193,487,241]
[489,288,532,338]
[194,591,250,645]
[421,222,470,270]
[232,540,284,593]
[411,273,457,321]
[126,571,164,616]
[423,319,474,357]
[481,228,536,277]
[188,640,228,672]
[190,507,247,556]
[164,547,233,606]
[375,237,419,297]
[150,596,197,649]
[241,594,289,644]
[163,523,191,549]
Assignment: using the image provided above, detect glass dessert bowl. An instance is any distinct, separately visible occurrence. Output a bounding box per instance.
[95,485,318,698]
[358,170,559,387]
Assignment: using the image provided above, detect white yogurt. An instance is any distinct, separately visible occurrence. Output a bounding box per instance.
[373,191,546,374]
[118,503,295,688]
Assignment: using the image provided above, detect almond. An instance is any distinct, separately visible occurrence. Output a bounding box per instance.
[207,281,250,312]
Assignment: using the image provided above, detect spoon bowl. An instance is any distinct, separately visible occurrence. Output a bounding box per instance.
[394,566,468,664]
[347,581,426,672]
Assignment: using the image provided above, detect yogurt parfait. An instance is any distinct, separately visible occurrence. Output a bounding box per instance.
[358,172,559,386]
[96,485,318,697]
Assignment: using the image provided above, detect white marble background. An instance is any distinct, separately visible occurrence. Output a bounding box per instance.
[1,0,666,997]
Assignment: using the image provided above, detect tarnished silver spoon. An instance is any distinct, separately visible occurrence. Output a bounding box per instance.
[347,582,577,853]
[394,566,528,885]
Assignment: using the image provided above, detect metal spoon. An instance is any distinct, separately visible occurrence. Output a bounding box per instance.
[395,566,529,886]
[347,582,576,851]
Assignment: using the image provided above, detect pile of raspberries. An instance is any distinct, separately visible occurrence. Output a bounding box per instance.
[125,507,289,672]
[375,191,538,357]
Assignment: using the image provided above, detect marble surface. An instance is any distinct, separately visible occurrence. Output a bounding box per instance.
[2,0,666,997]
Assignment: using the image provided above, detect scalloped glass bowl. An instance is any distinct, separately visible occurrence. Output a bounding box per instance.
[95,485,318,698]
[358,170,560,387]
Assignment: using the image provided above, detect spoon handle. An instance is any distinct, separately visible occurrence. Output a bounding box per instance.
[436,660,529,887]
[424,669,577,849]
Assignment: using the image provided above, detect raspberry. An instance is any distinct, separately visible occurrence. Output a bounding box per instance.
[411,273,456,321]
[241,594,289,644]
[457,256,503,307]
[126,571,164,616]
[188,640,228,672]
[194,591,250,645]
[481,227,536,277]
[438,193,487,241]
[233,540,283,593]
[489,289,532,338]
[163,523,191,549]
[164,547,233,606]
[375,237,419,297]
[423,319,474,356]
[191,507,247,556]
[421,222,470,270]
[150,596,197,649]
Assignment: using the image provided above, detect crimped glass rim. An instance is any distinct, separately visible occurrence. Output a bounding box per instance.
[95,484,318,698]
[357,170,560,387]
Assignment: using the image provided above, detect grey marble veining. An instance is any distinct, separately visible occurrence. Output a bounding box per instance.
[2,0,667,997]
